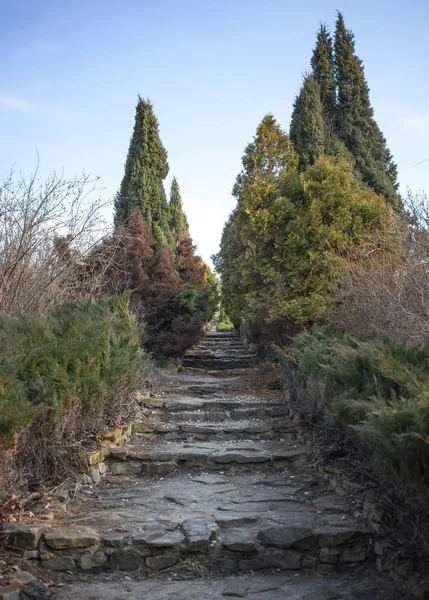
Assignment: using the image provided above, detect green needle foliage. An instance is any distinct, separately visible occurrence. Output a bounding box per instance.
[311,24,336,118]
[169,177,190,243]
[114,96,173,247]
[334,12,399,206]
[290,74,326,169]
[0,297,147,447]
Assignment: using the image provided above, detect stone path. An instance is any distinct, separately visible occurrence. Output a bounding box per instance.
[15,332,407,598]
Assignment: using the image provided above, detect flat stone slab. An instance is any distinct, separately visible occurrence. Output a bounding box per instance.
[53,572,404,600]
[44,527,100,550]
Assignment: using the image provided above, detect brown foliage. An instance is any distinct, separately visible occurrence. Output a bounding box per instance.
[331,226,429,345]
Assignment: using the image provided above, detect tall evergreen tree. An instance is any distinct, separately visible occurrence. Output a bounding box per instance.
[114,96,172,245]
[290,74,325,170]
[334,12,399,206]
[169,177,190,243]
[311,24,336,120]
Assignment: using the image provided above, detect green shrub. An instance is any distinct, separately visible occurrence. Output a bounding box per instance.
[285,327,429,491]
[0,296,147,447]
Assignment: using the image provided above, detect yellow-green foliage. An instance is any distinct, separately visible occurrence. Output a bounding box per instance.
[217,118,393,331]
[0,297,147,445]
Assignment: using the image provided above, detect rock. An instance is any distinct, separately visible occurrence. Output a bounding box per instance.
[133,421,156,433]
[22,550,40,560]
[109,461,141,475]
[223,529,257,552]
[156,423,178,433]
[316,526,368,548]
[182,521,218,552]
[110,550,144,571]
[222,582,249,597]
[44,527,100,549]
[212,452,270,464]
[339,543,370,563]
[80,551,108,570]
[102,533,128,548]
[319,547,341,564]
[213,513,259,527]
[142,398,164,408]
[141,461,177,475]
[42,556,76,570]
[10,571,36,585]
[5,525,42,550]
[239,549,301,571]
[257,526,314,549]
[0,587,20,600]
[109,448,129,460]
[136,530,185,548]
[146,555,178,570]
[89,466,101,484]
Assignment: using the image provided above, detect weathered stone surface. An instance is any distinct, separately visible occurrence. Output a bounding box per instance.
[146,555,178,570]
[340,543,370,563]
[80,551,108,570]
[10,571,36,586]
[5,525,42,550]
[142,398,164,408]
[133,421,157,433]
[22,550,40,560]
[89,466,101,483]
[42,556,76,570]
[109,447,128,460]
[182,520,218,552]
[102,533,128,548]
[212,452,270,464]
[316,526,367,548]
[223,529,257,552]
[239,549,301,571]
[319,547,341,564]
[138,530,185,548]
[0,586,20,600]
[110,550,144,571]
[222,582,249,597]
[109,461,141,475]
[141,460,177,475]
[44,527,100,550]
[257,526,314,549]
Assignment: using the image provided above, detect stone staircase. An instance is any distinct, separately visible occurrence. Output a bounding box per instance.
[3,331,404,599]
[182,331,258,371]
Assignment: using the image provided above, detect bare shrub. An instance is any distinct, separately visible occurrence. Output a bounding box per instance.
[0,163,111,315]
[332,191,429,345]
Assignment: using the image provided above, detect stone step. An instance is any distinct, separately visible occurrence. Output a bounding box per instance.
[150,418,292,440]
[162,396,285,413]
[182,359,258,370]
[53,571,404,600]
[19,472,372,575]
[106,440,308,474]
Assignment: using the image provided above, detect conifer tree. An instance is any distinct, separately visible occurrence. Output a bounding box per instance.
[169,177,190,243]
[334,12,399,206]
[290,75,325,170]
[311,24,336,119]
[114,96,172,245]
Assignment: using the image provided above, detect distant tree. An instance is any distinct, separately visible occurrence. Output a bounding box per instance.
[311,24,336,120]
[290,74,325,170]
[169,177,190,243]
[334,12,400,206]
[114,96,173,246]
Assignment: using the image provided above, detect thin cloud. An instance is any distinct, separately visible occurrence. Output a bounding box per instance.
[0,94,33,111]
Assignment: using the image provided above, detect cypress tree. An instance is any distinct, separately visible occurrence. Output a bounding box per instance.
[334,12,399,206]
[290,74,325,170]
[169,177,190,243]
[114,96,172,245]
[311,24,336,120]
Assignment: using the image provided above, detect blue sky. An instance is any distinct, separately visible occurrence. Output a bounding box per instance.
[1,0,429,266]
